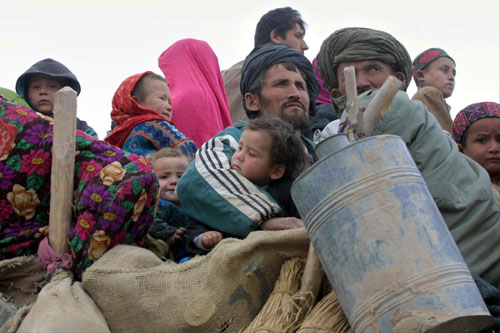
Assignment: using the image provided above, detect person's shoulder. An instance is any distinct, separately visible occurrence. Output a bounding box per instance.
[222,59,245,73]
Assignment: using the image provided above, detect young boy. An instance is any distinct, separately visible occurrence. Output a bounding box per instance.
[147,147,194,262]
[15,58,98,138]
[105,72,196,158]
[186,117,308,254]
[452,102,500,195]
[412,48,456,133]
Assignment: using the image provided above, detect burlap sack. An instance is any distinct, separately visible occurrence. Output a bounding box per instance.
[16,270,110,333]
[0,256,46,307]
[83,228,310,332]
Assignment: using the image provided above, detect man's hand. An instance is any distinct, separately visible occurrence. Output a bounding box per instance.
[169,227,186,245]
[201,231,223,249]
[259,217,305,231]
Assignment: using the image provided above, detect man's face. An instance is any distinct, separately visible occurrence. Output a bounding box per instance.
[416,57,456,99]
[245,64,310,132]
[332,60,405,97]
[271,23,308,54]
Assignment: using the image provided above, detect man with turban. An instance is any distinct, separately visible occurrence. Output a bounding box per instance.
[317,27,499,287]
[177,43,320,238]
[222,7,309,124]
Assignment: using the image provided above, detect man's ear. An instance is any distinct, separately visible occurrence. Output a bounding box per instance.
[331,88,342,99]
[244,92,261,111]
[270,164,286,181]
[394,72,406,84]
[270,29,283,43]
[457,143,464,153]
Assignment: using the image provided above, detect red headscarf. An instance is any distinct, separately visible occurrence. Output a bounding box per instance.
[105,71,170,147]
[158,39,232,147]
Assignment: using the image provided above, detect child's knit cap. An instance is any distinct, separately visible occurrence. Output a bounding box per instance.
[412,48,455,82]
[452,102,500,143]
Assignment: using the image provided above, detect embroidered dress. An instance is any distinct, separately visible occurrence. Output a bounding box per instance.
[0,97,158,278]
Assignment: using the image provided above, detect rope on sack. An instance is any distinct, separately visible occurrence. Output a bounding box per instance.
[37,237,73,281]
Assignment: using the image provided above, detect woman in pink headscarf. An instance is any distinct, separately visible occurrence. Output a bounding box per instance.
[158,38,233,148]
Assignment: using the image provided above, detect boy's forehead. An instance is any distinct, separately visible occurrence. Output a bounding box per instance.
[28,74,64,85]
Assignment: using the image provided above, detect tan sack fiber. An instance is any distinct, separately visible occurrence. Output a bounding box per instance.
[83,228,310,332]
[0,256,46,308]
[17,270,110,333]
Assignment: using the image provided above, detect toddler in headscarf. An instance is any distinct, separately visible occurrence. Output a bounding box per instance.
[105,71,197,157]
[452,102,500,193]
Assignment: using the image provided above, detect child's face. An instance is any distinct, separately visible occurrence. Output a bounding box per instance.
[152,156,189,204]
[460,117,500,180]
[231,129,282,187]
[27,75,64,115]
[419,57,456,99]
[139,79,173,120]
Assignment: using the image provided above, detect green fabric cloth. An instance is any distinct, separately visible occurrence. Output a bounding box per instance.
[316,27,412,93]
[341,90,499,286]
[0,87,30,108]
[177,121,282,238]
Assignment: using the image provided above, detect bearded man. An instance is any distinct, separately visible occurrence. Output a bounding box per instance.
[177,43,320,238]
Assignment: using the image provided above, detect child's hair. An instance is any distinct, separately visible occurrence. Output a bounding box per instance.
[452,102,500,145]
[245,117,307,178]
[147,147,192,164]
[132,73,166,102]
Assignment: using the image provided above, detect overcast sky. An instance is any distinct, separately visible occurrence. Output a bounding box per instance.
[1,0,498,139]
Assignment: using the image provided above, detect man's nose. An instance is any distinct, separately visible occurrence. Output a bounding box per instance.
[302,40,309,52]
[356,73,371,93]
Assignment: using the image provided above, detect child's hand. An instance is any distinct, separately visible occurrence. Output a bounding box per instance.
[201,231,223,249]
[169,227,186,245]
[259,217,304,231]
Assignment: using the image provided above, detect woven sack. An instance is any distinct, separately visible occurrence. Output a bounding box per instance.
[83,228,309,332]
[16,270,110,332]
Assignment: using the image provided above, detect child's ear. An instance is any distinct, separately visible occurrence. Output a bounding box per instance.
[415,70,425,87]
[270,164,286,181]
[457,143,464,153]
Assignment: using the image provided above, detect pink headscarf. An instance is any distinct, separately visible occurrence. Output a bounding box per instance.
[312,58,333,105]
[158,38,232,147]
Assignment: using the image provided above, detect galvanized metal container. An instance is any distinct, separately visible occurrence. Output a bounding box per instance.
[292,134,492,332]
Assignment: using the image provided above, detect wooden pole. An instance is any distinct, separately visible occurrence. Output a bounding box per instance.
[300,244,323,300]
[48,87,77,254]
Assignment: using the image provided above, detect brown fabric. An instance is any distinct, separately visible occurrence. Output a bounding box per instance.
[222,60,248,123]
[82,228,310,332]
[16,270,110,333]
[412,86,452,133]
[0,256,46,307]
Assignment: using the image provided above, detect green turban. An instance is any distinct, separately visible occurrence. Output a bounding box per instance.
[317,27,412,92]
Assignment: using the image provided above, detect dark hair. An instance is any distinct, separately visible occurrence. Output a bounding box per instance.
[132,73,166,102]
[254,7,306,47]
[245,117,307,178]
[244,61,306,119]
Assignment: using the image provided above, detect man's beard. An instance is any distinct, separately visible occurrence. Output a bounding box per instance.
[280,107,310,133]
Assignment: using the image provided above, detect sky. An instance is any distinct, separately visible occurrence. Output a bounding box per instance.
[1,0,498,139]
